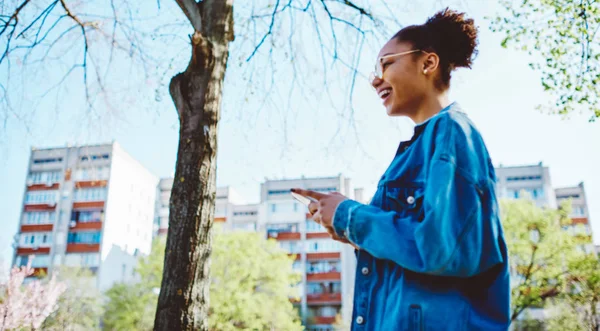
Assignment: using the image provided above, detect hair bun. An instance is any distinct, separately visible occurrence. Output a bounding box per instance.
[425,8,478,68]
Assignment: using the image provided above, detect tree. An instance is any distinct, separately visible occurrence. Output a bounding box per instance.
[489,0,600,121]
[500,198,586,323]
[104,232,302,330]
[41,267,104,331]
[208,230,302,331]
[0,258,66,330]
[557,255,600,330]
[0,2,381,328]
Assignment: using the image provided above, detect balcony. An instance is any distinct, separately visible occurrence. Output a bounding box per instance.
[312,316,336,325]
[307,292,342,304]
[16,247,51,255]
[27,183,60,191]
[69,221,103,231]
[268,232,301,240]
[21,224,53,232]
[24,203,57,212]
[66,243,100,253]
[215,217,226,223]
[73,201,105,209]
[75,180,108,188]
[572,217,588,225]
[306,232,330,239]
[307,271,341,282]
[306,252,340,260]
[32,267,48,277]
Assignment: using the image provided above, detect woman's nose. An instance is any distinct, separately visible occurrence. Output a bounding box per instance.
[370,75,383,89]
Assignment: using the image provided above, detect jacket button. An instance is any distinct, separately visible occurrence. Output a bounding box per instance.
[361,267,369,275]
[406,196,415,204]
[356,316,364,324]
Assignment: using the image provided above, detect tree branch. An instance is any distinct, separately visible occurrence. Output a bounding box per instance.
[175,0,203,31]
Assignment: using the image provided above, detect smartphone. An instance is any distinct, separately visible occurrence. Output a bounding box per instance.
[291,191,317,206]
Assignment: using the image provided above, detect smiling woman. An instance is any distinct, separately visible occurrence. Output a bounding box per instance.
[294,8,511,331]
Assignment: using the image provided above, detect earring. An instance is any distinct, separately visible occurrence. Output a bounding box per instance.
[423,69,428,75]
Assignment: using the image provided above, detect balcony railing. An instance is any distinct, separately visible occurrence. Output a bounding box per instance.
[306,292,342,304]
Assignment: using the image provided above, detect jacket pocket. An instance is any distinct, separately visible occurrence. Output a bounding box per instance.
[409,304,423,331]
[385,185,425,221]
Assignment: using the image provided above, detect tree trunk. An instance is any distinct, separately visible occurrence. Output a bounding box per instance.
[154,1,234,330]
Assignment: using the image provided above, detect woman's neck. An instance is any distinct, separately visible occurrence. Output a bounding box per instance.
[410,93,451,125]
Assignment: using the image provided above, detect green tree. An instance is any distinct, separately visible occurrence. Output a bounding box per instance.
[103,238,165,331]
[500,198,586,323]
[489,0,600,121]
[104,232,302,330]
[209,231,302,331]
[41,267,104,331]
[556,255,600,330]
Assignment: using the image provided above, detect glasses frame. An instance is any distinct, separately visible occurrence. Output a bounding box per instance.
[369,49,423,83]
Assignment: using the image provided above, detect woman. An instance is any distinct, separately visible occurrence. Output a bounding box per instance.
[292,8,510,330]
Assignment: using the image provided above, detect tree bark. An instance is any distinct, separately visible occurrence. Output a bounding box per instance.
[154,1,234,330]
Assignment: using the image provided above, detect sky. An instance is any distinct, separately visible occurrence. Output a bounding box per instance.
[1,1,599,273]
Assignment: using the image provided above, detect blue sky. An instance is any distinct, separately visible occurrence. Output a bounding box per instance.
[1,1,598,273]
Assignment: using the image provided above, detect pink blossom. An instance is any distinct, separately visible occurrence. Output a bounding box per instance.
[0,255,66,330]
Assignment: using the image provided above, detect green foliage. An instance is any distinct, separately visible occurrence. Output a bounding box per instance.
[41,266,103,331]
[489,0,600,121]
[209,231,302,331]
[103,232,302,331]
[500,198,586,321]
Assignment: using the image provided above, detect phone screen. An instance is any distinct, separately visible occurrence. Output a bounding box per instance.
[291,192,315,206]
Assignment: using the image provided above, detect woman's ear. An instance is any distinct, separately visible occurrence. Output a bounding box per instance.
[422,52,439,75]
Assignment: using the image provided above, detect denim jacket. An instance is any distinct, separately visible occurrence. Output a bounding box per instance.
[333,103,510,330]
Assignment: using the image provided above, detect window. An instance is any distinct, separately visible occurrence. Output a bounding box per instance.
[232,223,257,231]
[16,254,50,268]
[279,241,302,253]
[271,203,277,213]
[20,232,52,246]
[266,223,299,235]
[268,189,290,195]
[75,166,110,180]
[28,171,61,184]
[310,187,337,193]
[233,211,257,216]
[71,210,103,223]
[269,202,297,213]
[24,191,57,204]
[64,253,100,267]
[306,239,340,253]
[24,211,55,225]
[507,175,541,181]
[306,219,326,233]
[307,281,341,294]
[73,187,107,202]
[33,157,63,164]
[572,206,586,216]
[80,154,110,162]
[307,261,340,274]
[67,231,101,244]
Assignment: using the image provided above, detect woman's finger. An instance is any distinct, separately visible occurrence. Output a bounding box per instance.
[308,201,319,215]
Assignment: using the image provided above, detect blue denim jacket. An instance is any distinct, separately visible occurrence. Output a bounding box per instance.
[333,103,510,330]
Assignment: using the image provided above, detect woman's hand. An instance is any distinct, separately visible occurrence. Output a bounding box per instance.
[291,188,358,249]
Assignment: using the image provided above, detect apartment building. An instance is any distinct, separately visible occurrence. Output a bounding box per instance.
[495,162,557,208]
[13,142,157,290]
[555,182,595,254]
[155,175,360,330]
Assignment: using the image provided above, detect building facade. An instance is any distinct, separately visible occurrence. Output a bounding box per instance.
[13,142,158,290]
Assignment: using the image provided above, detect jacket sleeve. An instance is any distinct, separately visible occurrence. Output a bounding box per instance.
[333,121,503,277]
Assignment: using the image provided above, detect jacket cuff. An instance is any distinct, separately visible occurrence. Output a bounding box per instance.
[332,199,361,239]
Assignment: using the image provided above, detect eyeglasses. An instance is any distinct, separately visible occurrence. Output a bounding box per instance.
[369,49,423,84]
